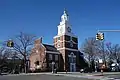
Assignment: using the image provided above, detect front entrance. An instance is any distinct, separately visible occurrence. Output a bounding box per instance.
[70,63,76,72]
[68,52,76,72]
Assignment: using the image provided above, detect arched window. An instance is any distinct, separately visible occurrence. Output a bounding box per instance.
[71,52,74,56]
[68,52,76,63]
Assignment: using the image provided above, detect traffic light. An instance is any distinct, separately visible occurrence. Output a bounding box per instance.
[96,32,104,40]
[7,40,14,47]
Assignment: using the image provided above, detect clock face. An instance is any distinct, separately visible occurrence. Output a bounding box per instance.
[67,27,71,32]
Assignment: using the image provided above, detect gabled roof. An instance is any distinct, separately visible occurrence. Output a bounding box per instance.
[43,44,58,52]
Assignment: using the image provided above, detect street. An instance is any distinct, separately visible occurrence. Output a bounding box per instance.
[0,72,120,80]
[0,74,94,80]
[104,74,120,80]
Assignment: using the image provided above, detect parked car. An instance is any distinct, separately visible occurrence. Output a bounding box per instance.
[110,63,119,72]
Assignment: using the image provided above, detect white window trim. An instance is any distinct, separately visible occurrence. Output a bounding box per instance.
[68,52,76,58]
[53,34,77,39]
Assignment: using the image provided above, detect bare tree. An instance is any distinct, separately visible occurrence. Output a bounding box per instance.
[96,41,106,61]
[81,37,100,69]
[12,32,36,73]
[82,37,99,60]
[106,42,120,63]
[0,47,5,59]
[0,47,12,69]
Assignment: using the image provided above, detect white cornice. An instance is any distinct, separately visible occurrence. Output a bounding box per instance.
[45,51,60,54]
[57,47,79,52]
[54,40,78,44]
[53,33,77,38]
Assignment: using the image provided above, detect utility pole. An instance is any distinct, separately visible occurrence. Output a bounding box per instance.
[6,39,15,74]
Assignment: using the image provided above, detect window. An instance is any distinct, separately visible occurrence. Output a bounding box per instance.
[72,37,77,43]
[73,57,76,63]
[49,54,52,60]
[35,61,39,65]
[68,52,76,63]
[65,35,70,41]
[71,57,74,63]
[71,52,74,56]
[49,63,52,68]
[70,42,73,47]
[70,37,72,41]
[68,57,72,63]
[55,55,58,61]
[58,37,60,40]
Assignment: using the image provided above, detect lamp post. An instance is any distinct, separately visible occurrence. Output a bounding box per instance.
[52,62,55,73]
[95,60,98,72]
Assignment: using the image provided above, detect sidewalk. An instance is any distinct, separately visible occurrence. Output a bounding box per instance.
[55,72,120,76]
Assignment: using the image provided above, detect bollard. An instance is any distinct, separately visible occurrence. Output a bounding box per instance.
[101,69,103,76]
[66,70,67,74]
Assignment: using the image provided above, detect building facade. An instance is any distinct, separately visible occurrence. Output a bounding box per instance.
[29,38,60,72]
[29,10,87,72]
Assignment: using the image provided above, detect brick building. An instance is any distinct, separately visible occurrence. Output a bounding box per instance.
[29,9,87,72]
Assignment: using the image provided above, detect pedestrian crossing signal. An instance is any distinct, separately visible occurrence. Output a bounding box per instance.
[7,40,14,47]
[96,32,104,40]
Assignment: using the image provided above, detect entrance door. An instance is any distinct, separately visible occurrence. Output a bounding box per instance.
[68,52,76,72]
[70,63,76,72]
[73,64,76,72]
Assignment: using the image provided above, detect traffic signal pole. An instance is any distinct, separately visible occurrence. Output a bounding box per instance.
[97,30,120,32]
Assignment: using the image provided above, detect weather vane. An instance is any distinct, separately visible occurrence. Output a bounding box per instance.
[64,8,68,16]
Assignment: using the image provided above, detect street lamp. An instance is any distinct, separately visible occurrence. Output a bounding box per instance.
[95,60,98,72]
[52,62,55,73]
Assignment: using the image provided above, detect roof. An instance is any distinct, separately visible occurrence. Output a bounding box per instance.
[43,44,58,52]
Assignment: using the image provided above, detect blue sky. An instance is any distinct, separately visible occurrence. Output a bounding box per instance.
[0,0,120,48]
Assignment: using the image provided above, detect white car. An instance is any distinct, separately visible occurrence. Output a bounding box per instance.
[111,63,119,72]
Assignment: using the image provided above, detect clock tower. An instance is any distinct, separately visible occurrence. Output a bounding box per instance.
[54,9,80,72]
